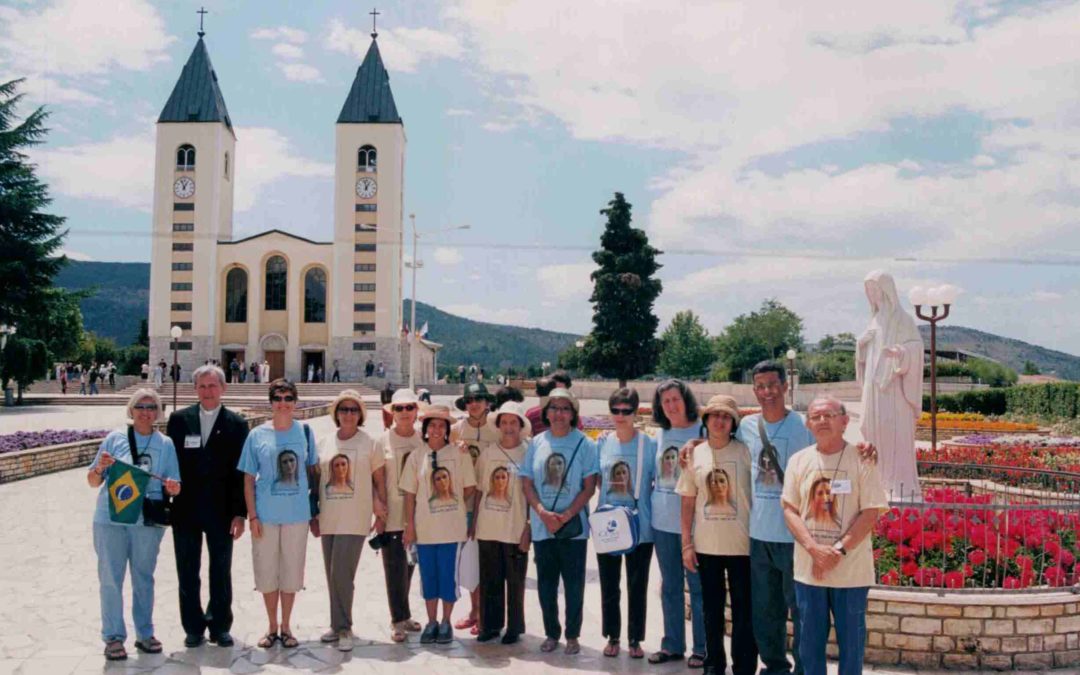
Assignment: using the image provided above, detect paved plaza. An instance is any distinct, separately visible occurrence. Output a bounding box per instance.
[0,399,1001,674]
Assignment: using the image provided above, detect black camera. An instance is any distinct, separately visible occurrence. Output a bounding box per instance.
[368,532,391,551]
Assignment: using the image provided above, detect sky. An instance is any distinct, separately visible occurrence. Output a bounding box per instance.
[5,0,1080,355]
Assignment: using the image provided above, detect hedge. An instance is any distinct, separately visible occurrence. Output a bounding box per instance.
[921,383,1080,418]
[923,389,1007,416]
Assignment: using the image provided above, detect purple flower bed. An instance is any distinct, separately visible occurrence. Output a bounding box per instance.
[240,401,329,415]
[581,415,616,431]
[952,433,1080,448]
[0,429,110,454]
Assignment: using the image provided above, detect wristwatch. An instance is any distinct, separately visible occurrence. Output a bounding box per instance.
[833,541,847,556]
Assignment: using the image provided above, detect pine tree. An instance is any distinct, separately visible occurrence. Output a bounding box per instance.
[0,79,67,327]
[658,310,715,379]
[583,193,662,387]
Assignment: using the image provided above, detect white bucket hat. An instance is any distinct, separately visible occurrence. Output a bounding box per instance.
[487,401,532,436]
[383,387,421,414]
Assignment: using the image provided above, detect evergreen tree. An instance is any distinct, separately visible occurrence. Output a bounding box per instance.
[0,79,67,327]
[583,193,662,387]
[137,318,150,347]
[658,310,715,379]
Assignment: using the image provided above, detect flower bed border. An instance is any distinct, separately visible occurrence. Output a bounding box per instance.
[0,404,330,484]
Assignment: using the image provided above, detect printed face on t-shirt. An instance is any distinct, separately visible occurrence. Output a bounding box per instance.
[429,466,456,504]
[705,465,737,519]
[658,447,680,488]
[758,447,782,486]
[326,453,354,496]
[485,464,513,512]
[276,451,299,485]
[136,455,152,474]
[804,473,843,536]
[543,453,566,487]
[607,461,633,496]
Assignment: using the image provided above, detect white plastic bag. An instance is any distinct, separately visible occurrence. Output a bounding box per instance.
[458,538,480,591]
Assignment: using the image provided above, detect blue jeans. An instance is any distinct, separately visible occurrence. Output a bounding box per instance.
[751,539,801,674]
[93,522,166,642]
[793,583,868,675]
[653,530,704,656]
[90,382,98,395]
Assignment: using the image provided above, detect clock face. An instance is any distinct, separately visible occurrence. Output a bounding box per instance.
[356,177,377,199]
[173,177,195,199]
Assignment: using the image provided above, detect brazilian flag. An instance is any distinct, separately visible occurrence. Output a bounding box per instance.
[106,462,151,524]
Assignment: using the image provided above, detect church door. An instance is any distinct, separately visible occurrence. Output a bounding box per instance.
[266,351,285,380]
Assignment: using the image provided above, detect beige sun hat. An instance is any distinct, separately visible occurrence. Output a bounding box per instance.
[544,388,580,413]
[418,404,455,424]
[383,387,421,414]
[331,389,367,426]
[488,401,532,436]
[699,394,740,425]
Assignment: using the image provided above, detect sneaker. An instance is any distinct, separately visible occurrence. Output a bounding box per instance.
[420,621,439,644]
[436,620,453,644]
[337,630,354,652]
[320,629,339,643]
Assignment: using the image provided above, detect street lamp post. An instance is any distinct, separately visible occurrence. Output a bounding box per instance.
[170,325,182,414]
[405,216,470,391]
[909,284,959,453]
[0,324,16,406]
[786,348,797,408]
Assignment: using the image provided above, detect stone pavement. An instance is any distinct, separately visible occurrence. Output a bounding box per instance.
[0,399,995,675]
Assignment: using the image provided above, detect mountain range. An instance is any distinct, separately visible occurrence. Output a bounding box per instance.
[53,261,1080,379]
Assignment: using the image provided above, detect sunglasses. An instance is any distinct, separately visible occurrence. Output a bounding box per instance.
[337,406,362,414]
[462,396,484,405]
[609,407,635,416]
[271,395,296,403]
[133,403,158,411]
[393,404,417,412]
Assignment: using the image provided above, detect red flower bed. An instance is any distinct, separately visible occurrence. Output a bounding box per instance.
[918,443,1080,475]
[873,487,1080,589]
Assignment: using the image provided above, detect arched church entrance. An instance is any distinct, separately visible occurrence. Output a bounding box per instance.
[260,334,287,380]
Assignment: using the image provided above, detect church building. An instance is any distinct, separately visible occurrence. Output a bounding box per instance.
[147,26,435,383]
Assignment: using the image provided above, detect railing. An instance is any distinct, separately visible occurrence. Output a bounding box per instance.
[873,462,1080,594]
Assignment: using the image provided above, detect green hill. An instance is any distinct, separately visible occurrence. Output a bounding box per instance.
[919,325,1080,381]
[54,261,580,368]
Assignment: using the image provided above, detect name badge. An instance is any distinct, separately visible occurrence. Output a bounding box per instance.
[184,435,201,449]
[831,479,852,494]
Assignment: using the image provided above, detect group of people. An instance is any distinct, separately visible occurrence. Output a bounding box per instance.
[87,363,884,675]
[56,361,115,395]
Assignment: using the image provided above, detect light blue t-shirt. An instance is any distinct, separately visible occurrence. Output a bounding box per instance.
[237,421,319,525]
[522,429,599,542]
[91,428,180,526]
[651,424,704,534]
[596,432,657,544]
[736,411,814,543]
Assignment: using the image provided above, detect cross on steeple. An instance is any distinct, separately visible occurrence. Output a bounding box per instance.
[197,6,208,38]
[370,8,380,39]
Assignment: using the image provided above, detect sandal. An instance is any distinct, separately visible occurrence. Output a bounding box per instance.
[688,653,706,669]
[280,632,299,649]
[603,640,620,657]
[540,637,559,653]
[104,640,127,661]
[391,624,407,643]
[134,636,163,654]
[565,638,581,655]
[454,617,477,630]
[402,619,423,632]
[629,642,645,659]
[649,650,684,664]
[257,632,278,649]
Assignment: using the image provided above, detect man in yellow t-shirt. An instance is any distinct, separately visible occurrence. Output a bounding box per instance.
[782,396,887,675]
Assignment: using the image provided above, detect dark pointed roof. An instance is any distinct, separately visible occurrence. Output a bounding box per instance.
[337,38,401,124]
[158,37,233,131]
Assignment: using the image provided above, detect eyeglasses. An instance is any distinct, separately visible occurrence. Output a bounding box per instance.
[462,396,482,405]
[548,405,574,414]
[808,411,844,423]
[133,403,158,411]
[609,407,635,416]
[337,406,361,414]
[753,382,784,392]
[271,395,296,403]
[393,404,417,412]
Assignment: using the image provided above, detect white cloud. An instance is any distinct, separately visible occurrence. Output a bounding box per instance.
[34,131,155,210]
[279,63,323,83]
[326,19,464,73]
[433,247,464,265]
[441,303,534,327]
[251,26,308,44]
[445,108,474,117]
[972,154,996,167]
[0,0,173,78]
[233,127,333,212]
[481,120,517,133]
[535,263,595,299]
[271,43,304,60]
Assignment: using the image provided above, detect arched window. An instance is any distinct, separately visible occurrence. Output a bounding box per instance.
[265,256,287,311]
[357,145,377,172]
[176,144,196,170]
[304,267,327,323]
[224,268,247,323]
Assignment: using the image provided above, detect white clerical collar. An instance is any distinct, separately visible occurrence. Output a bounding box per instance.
[200,405,221,416]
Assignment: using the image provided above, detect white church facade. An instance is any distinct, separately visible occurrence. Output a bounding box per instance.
[147,29,436,383]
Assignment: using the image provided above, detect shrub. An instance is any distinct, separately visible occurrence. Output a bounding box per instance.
[1006,382,1080,419]
[923,389,1007,415]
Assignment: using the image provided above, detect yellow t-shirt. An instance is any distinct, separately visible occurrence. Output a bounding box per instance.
[676,439,752,556]
[474,441,529,545]
[399,443,477,544]
[782,443,888,587]
[317,430,385,536]
[375,426,425,532]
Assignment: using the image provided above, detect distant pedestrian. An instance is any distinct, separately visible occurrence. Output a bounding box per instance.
[316,366,323,383]
[239,360,246,383]
[89,364,100,396]
[376,362,386,379]
[365,359,375,378]
[79,366,88,395]
[141,363,149,381]
[60,368,68,395]
[107,362,116,388]
[331,360,341,383]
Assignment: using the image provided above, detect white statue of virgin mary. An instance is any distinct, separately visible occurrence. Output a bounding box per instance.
[856,270,924,499]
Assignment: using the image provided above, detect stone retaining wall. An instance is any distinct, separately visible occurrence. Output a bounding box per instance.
[0,404,330,484]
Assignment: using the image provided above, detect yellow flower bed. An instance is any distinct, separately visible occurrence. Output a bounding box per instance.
[919,412,985,423]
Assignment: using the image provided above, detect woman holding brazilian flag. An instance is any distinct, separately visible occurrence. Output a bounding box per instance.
[87,387,181,661]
